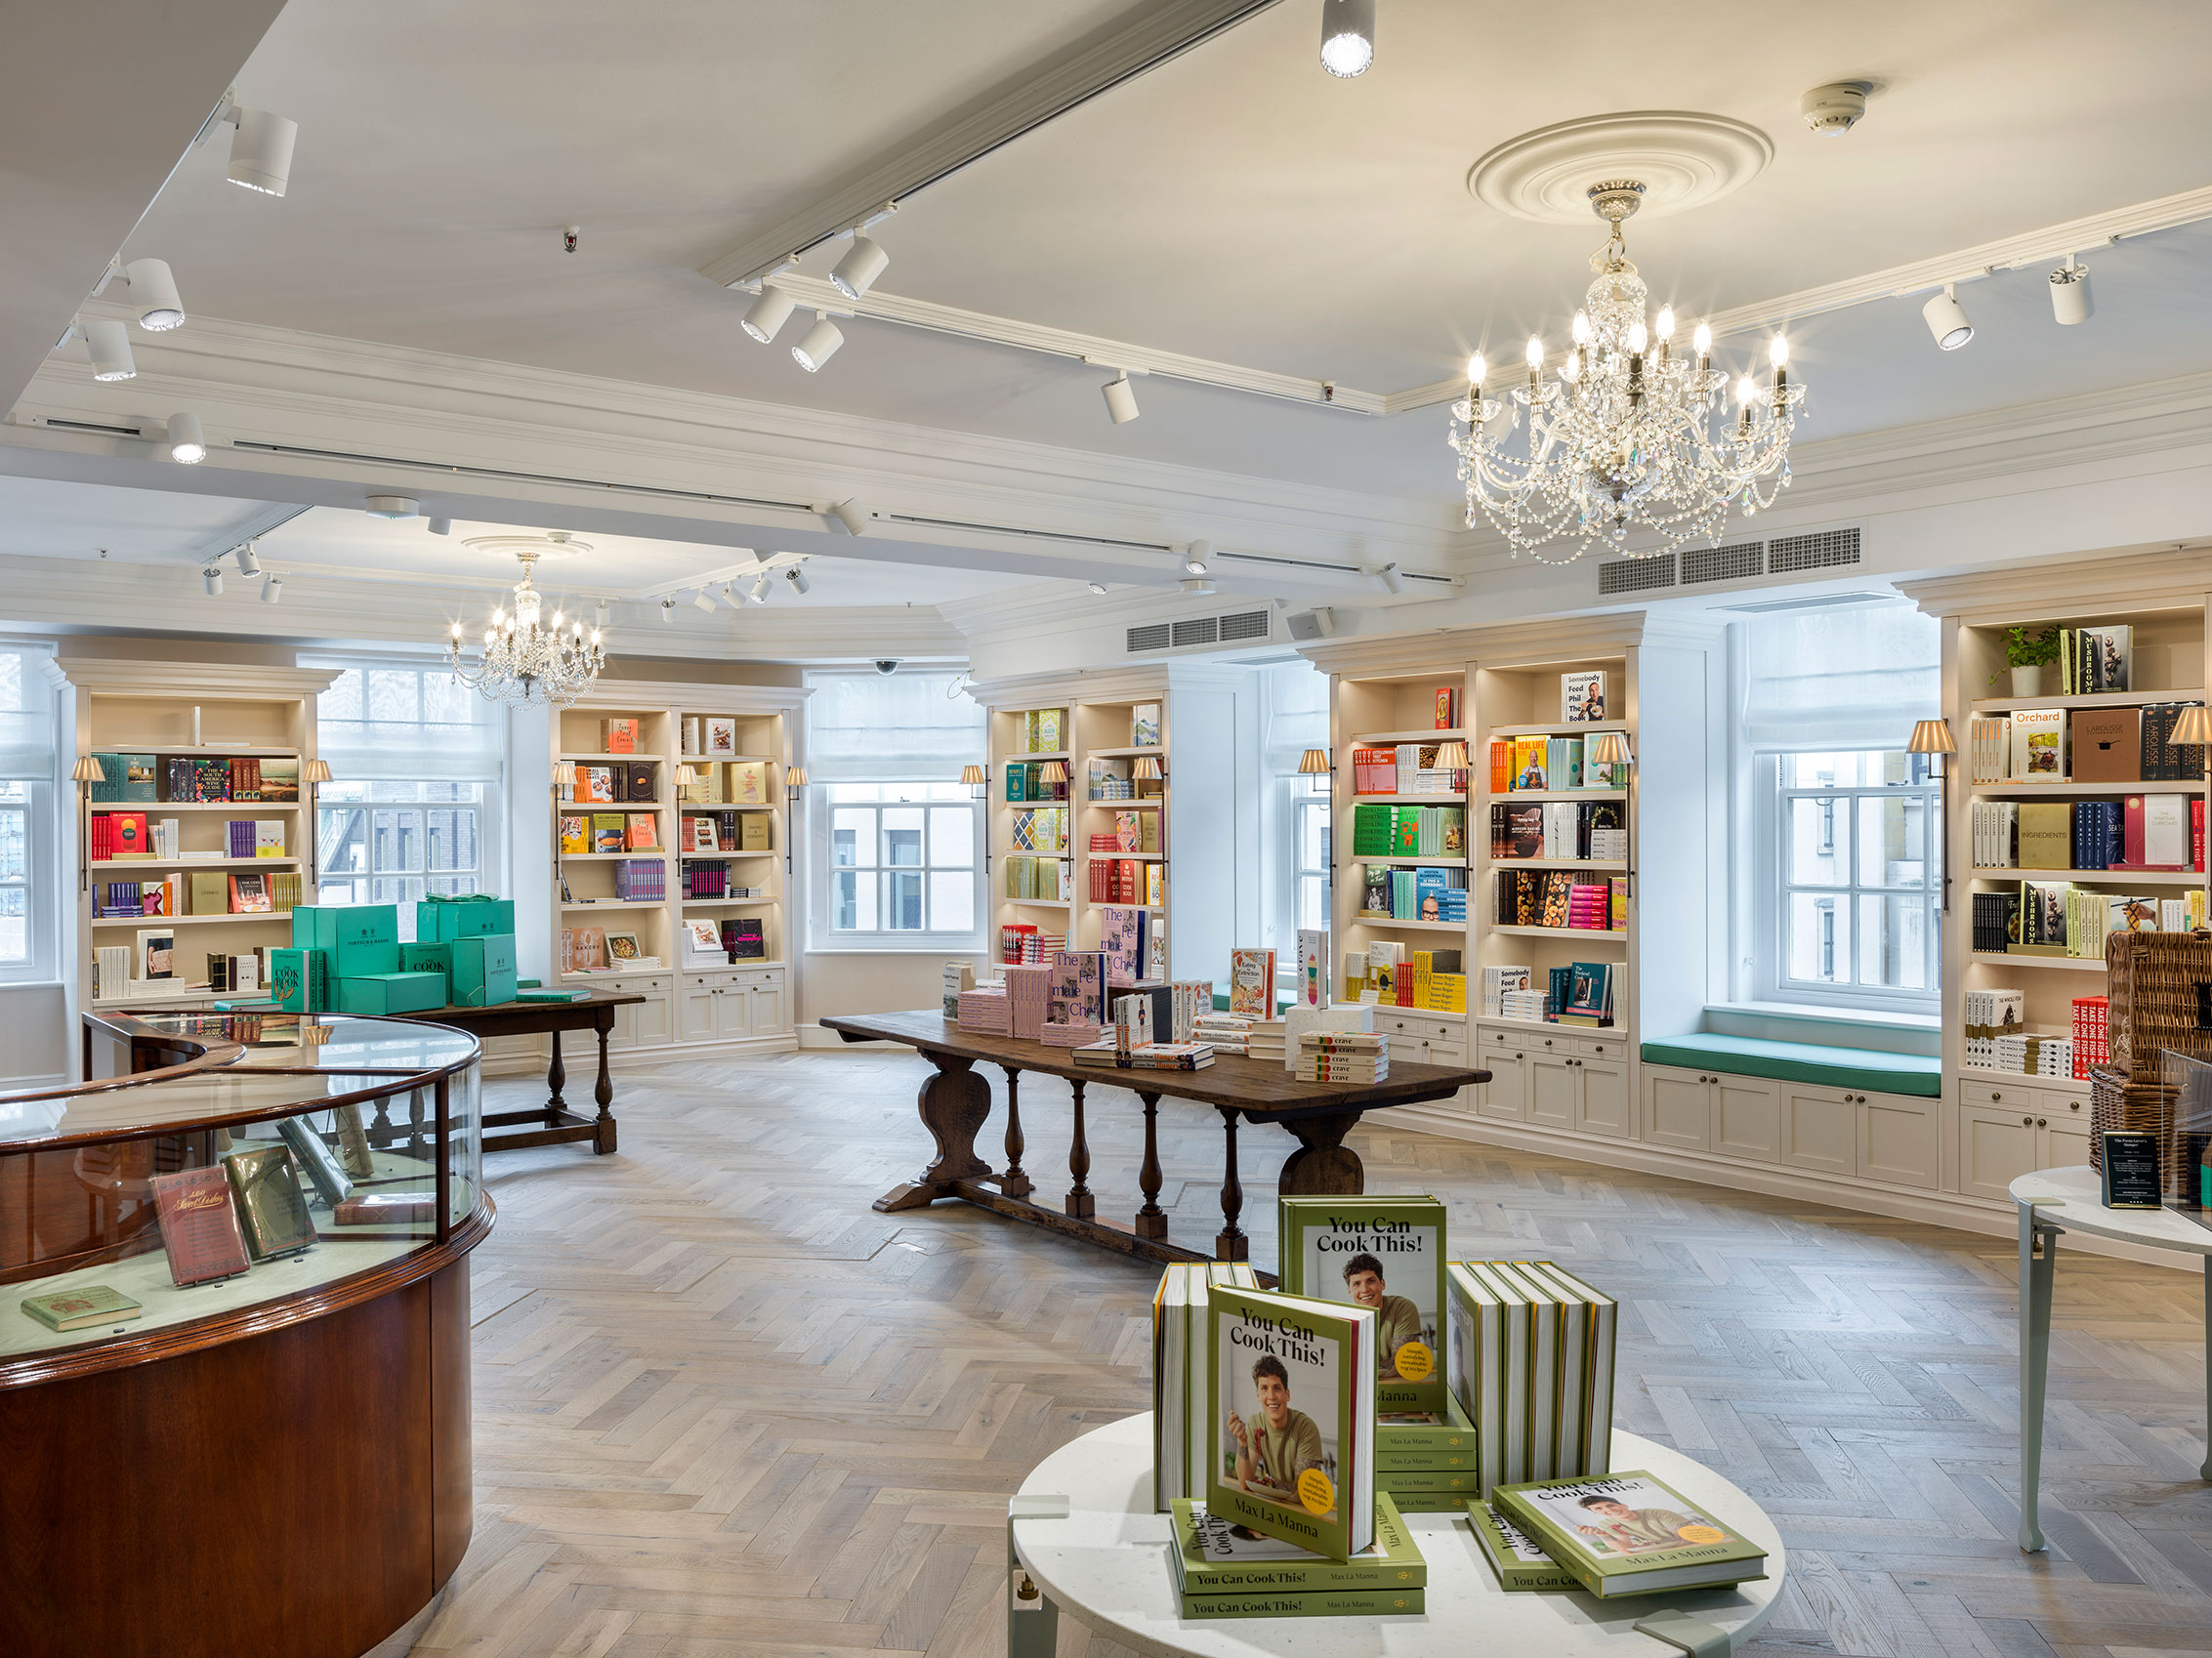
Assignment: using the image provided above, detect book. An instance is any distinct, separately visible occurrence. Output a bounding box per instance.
[1563,672,1606,723]
[1277,1195,1446,1412]
[602,717,639,753]
[560,813,588,853]
[1467,1498,1581,1591]
[1229,948,1275,1017]
[146,1165,253,1285]
[1207,1282,1377,1562]
[2071,707,2141,783]
[277,1116,356,1209]
[1492,1471,1768,1598]
[625,812,659,850]
[106,809,151,859]
[1295,928,1325,1008]
[1131,702,1162,747]
[1457,1262,1529,1485]
[1176,1586,1425,1619]
[19,1283,144,1333]
[2010,708,2066,779]
[1170,1494,1424,1593]
[138,927,175,979]
[229,873,271,912]
[222,1144,317,1259]
[329,1192,436,1226]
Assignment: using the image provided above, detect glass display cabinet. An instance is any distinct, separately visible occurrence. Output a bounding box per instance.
[0,1011,490,1658]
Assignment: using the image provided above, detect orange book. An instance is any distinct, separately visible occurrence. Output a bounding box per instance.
[1488,740,1512,796]
[602,718,639,754]
[625,812,658,850]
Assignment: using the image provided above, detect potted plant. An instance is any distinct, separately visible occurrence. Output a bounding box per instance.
[1995,625,2061,697]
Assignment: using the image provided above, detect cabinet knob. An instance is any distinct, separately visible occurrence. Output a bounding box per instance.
[2023,1115,2033,1125]
[1515,1053,1523,1060]
[2069,1101,2080,1111]
[1544,1038,1553,1046]
[2036,1117,2048,1128]
[1991,1092,2001,1100]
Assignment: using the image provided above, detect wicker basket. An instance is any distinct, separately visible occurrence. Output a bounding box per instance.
[2086,1066,2181,1182]
[2104,931,2212,1081]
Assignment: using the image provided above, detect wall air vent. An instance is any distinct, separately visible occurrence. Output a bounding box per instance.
[1217,608,1271,643]
[1126,622,1172,652]
[1170,615,1219,648]
[1768,526,1861,573]
[1596,554,1677,595]
[1682,540,1766,585]
[1126,608,1273,654]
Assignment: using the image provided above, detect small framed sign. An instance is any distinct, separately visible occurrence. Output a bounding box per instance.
[2100,1130,2162,1209]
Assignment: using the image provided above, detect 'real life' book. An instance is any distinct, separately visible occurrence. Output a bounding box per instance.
[1170,1494,1424,1595]
[1492,1471,1768,1598]
[223,1144,317,1260]
[1276,1194,1447,1414]
[1208,1283,1377,1562]
[1467,1497,1582,1592]
[146,1165,254,1286]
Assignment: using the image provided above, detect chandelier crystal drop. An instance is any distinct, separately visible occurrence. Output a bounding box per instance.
[446,545,605,708]
[1449,180,1804,565]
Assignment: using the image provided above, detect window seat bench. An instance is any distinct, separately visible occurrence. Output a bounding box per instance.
[1638,1033,1943,1098]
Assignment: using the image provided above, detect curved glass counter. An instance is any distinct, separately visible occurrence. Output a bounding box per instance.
[1,1012,483,1377]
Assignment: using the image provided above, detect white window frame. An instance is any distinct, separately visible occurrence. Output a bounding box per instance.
[313,783,500,932]
[0,779,55,984]
[1294,777,1331,934]
[806,781,984,952]
[1752,748,1941,1014]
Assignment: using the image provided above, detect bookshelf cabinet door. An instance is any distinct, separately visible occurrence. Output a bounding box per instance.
[1528,1053,1575,1129]
[1959,1103,2040,1201]
[2040,1112,2093,1173]
[1642,1068,1712,1151]
[1477,1047,1527,1121]
[1574,1056,1631,1139]
[745,980,785,1035]
[680,984,719,1041]
[1714,1079,1782,1163]
[1780,1088,1856,1176]
[1858,1093,1939,1190]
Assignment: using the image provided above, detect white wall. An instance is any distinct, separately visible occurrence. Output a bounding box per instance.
[799,948,987,1026]
[0,984,67,1087]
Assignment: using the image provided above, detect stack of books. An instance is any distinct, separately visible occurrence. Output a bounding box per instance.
[1169,1496,1426,1619]
[1038,1019,1103,1047]
[1992,1032,2073,1076]
[954,985,1010,1034]
[1960,987,2024,1068]
[1151,1260,1261,1507]
[1295,1031,1388,1082]
[2071,994,2108,1077]
[1499,987,1548,1023]
[1004,963,1053,1039]
[1192,1012,1252,1055]
[1484,1471,1767,1600]
[1244,1016,1286,1064]
[1071,1039,1215,1070]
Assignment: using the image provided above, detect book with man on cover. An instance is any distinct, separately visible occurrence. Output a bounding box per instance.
[1170,1494,1424,1595]
[1467,1498,1581,1591]
[1492,1471,1767,1598]
[1277,1195,1446,1413]
[1208,1283,1377,1562]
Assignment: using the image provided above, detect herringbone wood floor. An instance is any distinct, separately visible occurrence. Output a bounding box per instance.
[408,1049,2212,1658]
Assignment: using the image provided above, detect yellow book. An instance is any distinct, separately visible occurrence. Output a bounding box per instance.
[559,813,589,854]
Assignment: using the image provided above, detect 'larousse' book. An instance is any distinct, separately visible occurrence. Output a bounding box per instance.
[1276,1194,1447,1414]
[1207,1283,1376,1562]
[1169,1494,1424,1594]
[1466,1497,1580,1592]
[1492,1471,1768,1598]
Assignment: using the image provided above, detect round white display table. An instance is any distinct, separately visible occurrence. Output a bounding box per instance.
[2011,1166,2212,1553]
[1009,1413,1785,1658]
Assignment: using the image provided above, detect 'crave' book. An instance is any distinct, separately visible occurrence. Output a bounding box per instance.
[1277,1195,1446,1414]
[1207,1283,1376,1562]
[1492,1471,1767,1598]
[146,1165,253,1285]
[223,1144,317,1260]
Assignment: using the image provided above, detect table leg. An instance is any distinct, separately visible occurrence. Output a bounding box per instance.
[2202,1256,2211,1482]
[1216,1106,1247,1262]
[546,1029,566,1116]
[873,1052,995,1213]
[2018,1200,2060,1553]
[995,1064,1033,1198]
[1278,1111,1364,1196]
[592,1013,617,1154]
[1065,1080,1096,1220]
[1135,1091,1168,1240]
[1006,1496,1066,1658]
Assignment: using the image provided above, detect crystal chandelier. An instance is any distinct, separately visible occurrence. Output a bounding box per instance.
[1450,180,1803,565]
[446,537,606,708]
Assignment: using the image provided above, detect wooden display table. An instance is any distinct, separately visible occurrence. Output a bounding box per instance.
[820,1010,1486,1274]
[423,988,642,1155]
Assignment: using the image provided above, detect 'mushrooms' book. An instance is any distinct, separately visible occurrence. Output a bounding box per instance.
[1492,1471,1768,1598]
[1208,1283,1376,1562]
[1277,1194,1446,1413]
[1466,1498,1580,1592]
[1169,1493,1423,1594]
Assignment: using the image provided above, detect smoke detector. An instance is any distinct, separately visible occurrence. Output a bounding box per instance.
[1800,81,1872,137]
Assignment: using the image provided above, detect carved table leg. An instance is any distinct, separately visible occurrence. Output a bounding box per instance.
[546,1028,566,1117]
[1215,1106,1247,1261]
[592,1013,618,1153]
[873,1053,996,1213]
[1278,1111,1365,1196]
[1065,1079,1096,1220]
[996,1064,1034,1197]
[1134,1091,1169,1239]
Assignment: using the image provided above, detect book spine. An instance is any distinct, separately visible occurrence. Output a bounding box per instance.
[1179,1588,1426,1619]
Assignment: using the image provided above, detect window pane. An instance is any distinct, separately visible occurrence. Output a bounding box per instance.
[1298,873,1327,931]
[425,808,478,873]
[833,869,872,931]
[365,668,420,724]
[929,870,974,932]
[1856,795,1926,889]
[881,807,924,867]
[319,806,369,876]
[0,885,23,964]
[886,870,925,930]
[0,807,23,883]
[1299,803,1329,872]
[1857,893,1931,989]
[1786,798,1848,886]
[372,809,422,874]
[831,808,872,867]
[1786,893,1846,982]
[929,807,972,868]
[320,668,363,722]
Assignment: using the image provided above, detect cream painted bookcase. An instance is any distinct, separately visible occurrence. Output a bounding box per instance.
[53,658,340,1026]
[551,677,807,1060]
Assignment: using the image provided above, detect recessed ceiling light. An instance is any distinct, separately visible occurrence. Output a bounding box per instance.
[792,313,844,372]
[1180,576,1217,595]
[829,235,890,301]
[124,259,186,331]
[742,283,797,344]
[1319,0,1375,76]
[1922,283,1973,350]
[165,412,206,465]
[365,495,420,518]
[1087,580,1108,595]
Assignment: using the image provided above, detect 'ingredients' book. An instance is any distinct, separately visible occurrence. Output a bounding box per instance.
[1277,1195,1446,1414]
[1492,1471,1768,1598]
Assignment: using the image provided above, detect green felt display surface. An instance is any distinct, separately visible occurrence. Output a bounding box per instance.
[1639,1033,1941,1098]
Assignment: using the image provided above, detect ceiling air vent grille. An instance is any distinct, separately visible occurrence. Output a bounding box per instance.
[1597,554,1677,595]
[1682,540,1765,585]
[1768,526,1861,573]
[1126,622,1172,652]
[1217,608,1271,643]
[1171,616,1219,648]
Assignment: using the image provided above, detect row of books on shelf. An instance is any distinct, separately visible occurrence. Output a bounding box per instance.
[1482,963,1615,1026]
[97,870,299,919]
[2054,622,2134,694]
[1495,871,1627,932]
[557,916,764,974]
[1089,856,1166,906]
[677,759,771,806]
[1004,855,1070,901]
[1016,707,1067,752]
[1970,883,2212,957]
[677,715,759,759]
[91,813,286,861]
[1087,808,1160,853]
[996,923,1068,965]
[1351,803,1467,858]
[1345,944,1467,1012]
[1488,736,1626,795]
[1350,744,1465,797]
[1011,805,1068,852]
[1003,761,1066,803]
[1961,988,2108,1079]
[560,811,661,853]
[1358,866,1467,924]
[680,861,764,899]
[1967,703,2203,783]
[1084,754,1164,799]
[683,809,772,852]
[86,752,302,804]
[560,761,665,804]
[610,859,665,902]
[1489,801,1626,862]
[1970,796,2203,870]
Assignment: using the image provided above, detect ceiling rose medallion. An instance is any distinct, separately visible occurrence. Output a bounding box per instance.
[445,531,606,707]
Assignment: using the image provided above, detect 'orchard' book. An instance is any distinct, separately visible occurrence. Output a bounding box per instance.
[1277,1195,1447,1414]
[146,1165,253,1286]
[1492,1471,1767,1598]
[1207,1283,1376,1562]
[1170,1494,1423,1594]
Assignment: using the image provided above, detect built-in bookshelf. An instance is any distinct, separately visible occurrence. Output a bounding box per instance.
[52,660,340,1017]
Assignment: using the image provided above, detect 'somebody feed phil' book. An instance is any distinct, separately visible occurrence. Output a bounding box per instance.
[1276,1195,1446,1413]
[1492,1471,1768,1598]
[1208,1283,1376,1562]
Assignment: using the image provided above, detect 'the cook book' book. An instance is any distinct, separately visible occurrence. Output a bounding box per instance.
[1208,1283,1377,1562]
[1491,1471,1767,1598]
[1276,1195,1446,1414]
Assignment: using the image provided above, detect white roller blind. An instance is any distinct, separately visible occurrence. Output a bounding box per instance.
[1741,603,1939,750]
[805,671,983,782]
[310,660,505,782]
[0,643,57,780]
[1262,660,1330,774]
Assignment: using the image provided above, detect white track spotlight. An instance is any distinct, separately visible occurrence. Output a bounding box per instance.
[1375,562,1406,594]
[785,564,812,596]
[829,235,890,301]
[427,517,452,536]
[202,567,224,597]
[234,540,260,576]
[123,259,186,331]
[83,319,137,381]
[750,573,773,603]
[830,499,868,535]
[1180,576,1217,596]
[364,495,420,518]
[594,601,610,628]
[1087,580,1108,595]
[660,599,676,624]
[1184,539,1211,576]
[1922,283,1973,351]
[1103,370,1140,425]
[791,313,844,372]
[691,588,718,613]
[222,103,298,195]
[741,283,797,344]
[1319,0,1375,76]
[2050,256,2093,326]
[260,573,282,604]
[165,412,206,465]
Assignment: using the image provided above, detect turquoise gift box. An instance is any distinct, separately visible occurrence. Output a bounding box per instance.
[291,904,400,977]
[417,895,516,941]
[447,933,518,1007]
[335,972,447,1016]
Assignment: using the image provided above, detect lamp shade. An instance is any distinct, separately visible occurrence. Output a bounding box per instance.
[674,763,700,787]
[1133,756,1163,780]
[71,754,107,784]
[302,758,333,785]
[2171,704,2212,749]
[1906,718,1957,756]
[959,765,986,786]
[1587,730,1634,768]
[785,767,809,788]
[553,761,578,791]
[1298,748,1331,774]
[1036,760,1068,785]
[1433,740,1469,771]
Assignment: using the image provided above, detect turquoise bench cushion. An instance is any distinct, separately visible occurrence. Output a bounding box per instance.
[1638,1033,1942,1098]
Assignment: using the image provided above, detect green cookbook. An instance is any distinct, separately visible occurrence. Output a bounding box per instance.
[1277,1194,1448,1412]
[1493,1471,1768,1598]
[1170,1493,1423,1593]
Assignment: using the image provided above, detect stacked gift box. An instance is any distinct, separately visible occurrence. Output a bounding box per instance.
[275,896,519,1015]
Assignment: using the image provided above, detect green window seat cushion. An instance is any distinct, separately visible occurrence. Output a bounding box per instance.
[1638,1033,1942,1098]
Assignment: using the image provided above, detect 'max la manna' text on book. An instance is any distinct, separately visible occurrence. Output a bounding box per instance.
[1277,1194,1446,1414]
[1170,1494,1423,1594]
[1492,1471,1768,1598]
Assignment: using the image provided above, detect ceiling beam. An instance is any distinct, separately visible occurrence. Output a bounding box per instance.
[698,0,1284,290]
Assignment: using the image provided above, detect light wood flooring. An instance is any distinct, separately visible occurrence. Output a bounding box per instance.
[410,1048,2211,1658]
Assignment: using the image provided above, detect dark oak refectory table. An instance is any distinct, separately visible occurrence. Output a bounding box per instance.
[822,1009,1488,1275]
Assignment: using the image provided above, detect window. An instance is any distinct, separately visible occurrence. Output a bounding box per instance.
[0,644,57,982]
[308,660,506,944]
[803,671,984,950]
[1296,783,1331,932]
[1261,660,1332,960]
